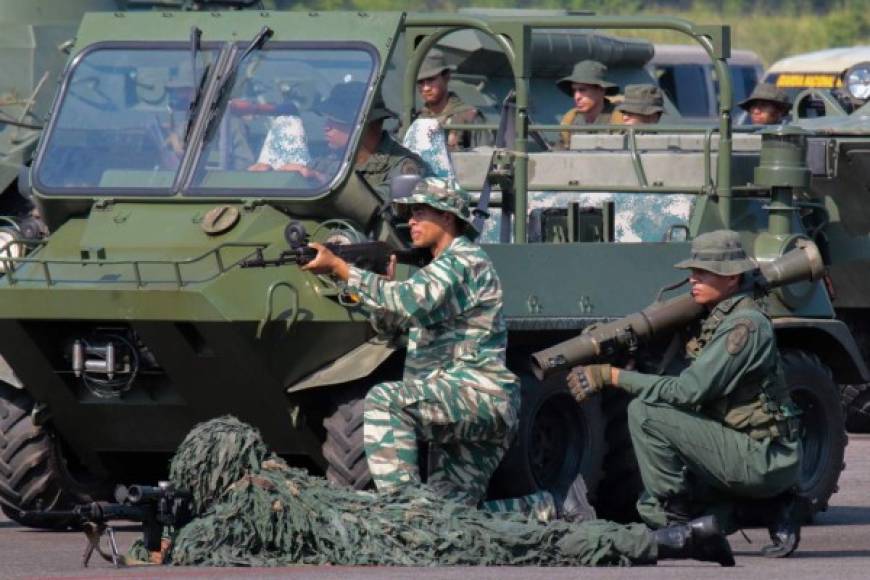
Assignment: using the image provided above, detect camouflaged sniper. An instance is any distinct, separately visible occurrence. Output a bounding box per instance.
[145,416,659,567]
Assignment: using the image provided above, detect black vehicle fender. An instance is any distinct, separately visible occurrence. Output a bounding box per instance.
[773,317,870,384]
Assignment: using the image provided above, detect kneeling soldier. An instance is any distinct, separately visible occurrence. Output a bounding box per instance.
[567,230,803,557]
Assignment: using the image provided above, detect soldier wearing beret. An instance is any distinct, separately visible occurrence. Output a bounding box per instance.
[566,230,803,558]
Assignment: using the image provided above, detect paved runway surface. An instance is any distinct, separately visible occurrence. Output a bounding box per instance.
[3,434,869,579]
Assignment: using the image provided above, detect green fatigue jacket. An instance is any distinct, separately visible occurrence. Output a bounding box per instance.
[345,235,517,397]
[558,101,615,149]
[418,92,494,151]
[617,293,800,442]
[356,131,429,191]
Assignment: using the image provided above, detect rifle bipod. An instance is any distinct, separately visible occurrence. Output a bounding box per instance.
[82,521,124,568]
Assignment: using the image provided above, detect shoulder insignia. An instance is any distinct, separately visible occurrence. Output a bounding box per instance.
[726,318,756,355]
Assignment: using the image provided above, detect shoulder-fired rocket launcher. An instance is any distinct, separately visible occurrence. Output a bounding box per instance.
[530,239,826,380]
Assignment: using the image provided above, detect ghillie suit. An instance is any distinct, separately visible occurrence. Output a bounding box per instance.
[135,416,733,568]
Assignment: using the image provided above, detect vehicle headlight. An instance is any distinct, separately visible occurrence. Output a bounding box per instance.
[845,61,870,101]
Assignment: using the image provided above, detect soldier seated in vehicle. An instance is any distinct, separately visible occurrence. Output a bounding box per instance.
[738,83,792,125]
[251,82,428,190]
[556,60,619,149]
[566,230,803,558]
[616,84,664,126]
[415,50,494,151]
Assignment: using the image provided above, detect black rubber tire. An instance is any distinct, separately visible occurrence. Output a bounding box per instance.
[842,383,870,434]
[322,398,372,490]
[0,384,97,529]
[593,389,644,523]
[488,373,606,501]
[782,349,847,519]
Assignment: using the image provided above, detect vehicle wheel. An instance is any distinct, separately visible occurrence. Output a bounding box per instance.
[322,398,372,490]
[842,383,870,433]
[488,373,606,501]
[782,349,847,519]
[593,389,643,522]
[0,384,99,529]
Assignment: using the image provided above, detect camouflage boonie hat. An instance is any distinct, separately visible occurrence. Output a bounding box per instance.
[674,230,757,276]
[392,177,479,239]
[738,83,791,112]
[616,84,664,116]
[556,60,619,96]
[417,50,454,81]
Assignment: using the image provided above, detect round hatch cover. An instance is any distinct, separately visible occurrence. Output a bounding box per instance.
[202,206,240,235]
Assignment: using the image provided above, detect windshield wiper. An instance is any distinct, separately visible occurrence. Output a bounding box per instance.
[181,27,207,147]
[202,25,273,142]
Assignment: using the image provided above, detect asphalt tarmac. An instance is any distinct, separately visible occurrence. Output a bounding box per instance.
[3,434,869,579]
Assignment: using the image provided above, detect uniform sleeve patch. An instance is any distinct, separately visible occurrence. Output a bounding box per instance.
[400,159,422,175]
[726,318,756,355]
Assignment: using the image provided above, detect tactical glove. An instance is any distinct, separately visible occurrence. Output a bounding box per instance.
[566,364,611,403]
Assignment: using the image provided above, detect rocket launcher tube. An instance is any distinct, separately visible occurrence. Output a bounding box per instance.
[530,239,825,380]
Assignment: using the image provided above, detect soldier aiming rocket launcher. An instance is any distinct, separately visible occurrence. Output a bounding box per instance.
[531,239,826,380]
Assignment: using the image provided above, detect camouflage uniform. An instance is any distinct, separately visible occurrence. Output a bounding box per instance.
[613,232,802,529]
[347,177,555,520]
[419,92,493,151]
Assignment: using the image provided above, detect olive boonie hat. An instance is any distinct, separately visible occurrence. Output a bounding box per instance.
[738,83,791,111]
[616,84,664,116]
[317,81,368,125]
[417,50,455,81]
[674,230,757,276]
[556,60,619,96]
[392,177,479,239]
[368,92,397,123]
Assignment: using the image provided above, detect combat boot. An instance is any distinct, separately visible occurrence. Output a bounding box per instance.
[761,492,802,558]
[654,515,735,567]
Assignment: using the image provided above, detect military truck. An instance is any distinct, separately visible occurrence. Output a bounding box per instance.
[0,10,859,528]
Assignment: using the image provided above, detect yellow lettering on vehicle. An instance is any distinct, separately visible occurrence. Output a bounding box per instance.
[775,74,841,88]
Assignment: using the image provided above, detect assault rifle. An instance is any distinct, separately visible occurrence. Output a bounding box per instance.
[23,483,194,568]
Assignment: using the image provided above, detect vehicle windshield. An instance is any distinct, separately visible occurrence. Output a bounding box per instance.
[186,45,376,196]
[37,47,217,193]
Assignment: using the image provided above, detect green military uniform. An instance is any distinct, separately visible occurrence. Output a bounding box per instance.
[356,131,428,190]
[157,416,733,567]
[348,177,558,519]
[419,92,493,151]
[556,60,619,149]
[613,232,801,529]
[416,50,493,151]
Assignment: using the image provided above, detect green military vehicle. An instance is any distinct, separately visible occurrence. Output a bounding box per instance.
[0,10,861,528]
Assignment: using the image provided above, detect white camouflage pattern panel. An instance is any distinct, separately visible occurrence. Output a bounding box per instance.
[530,192,695,242]
[345,236,516,393]
[256,115,311,169]
[402,118,456,181]
[476,192,695,243]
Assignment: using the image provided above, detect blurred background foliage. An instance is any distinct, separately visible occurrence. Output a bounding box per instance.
[293,0,869,65]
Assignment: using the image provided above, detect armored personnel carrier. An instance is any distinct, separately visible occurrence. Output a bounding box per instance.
[0,10,858,527]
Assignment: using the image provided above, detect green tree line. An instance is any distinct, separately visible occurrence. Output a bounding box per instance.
[295,0,869,64]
